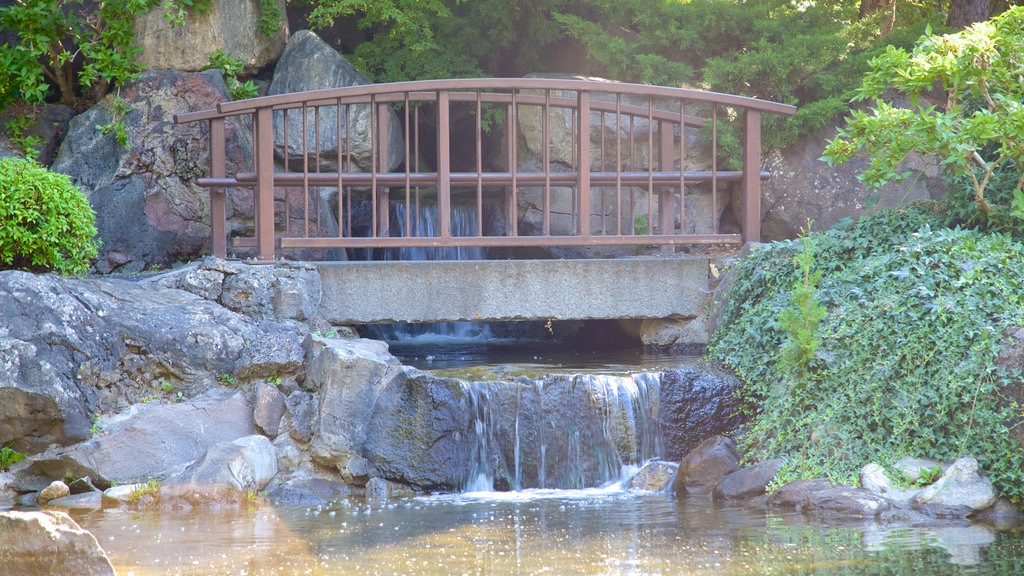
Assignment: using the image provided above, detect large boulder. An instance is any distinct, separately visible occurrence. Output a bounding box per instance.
[268,30,405,173]
[912,457,998,517]
[0,270,260,453]
[52,70,251,272]
[0,510,115,576]
[30,389,256,486]
[133,0,288,74]
[169,434,277,492]
[758,112,946,241]
[658,364,745,462]
[305,337,403,484]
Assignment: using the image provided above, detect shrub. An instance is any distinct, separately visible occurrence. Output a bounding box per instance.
[0,157,100,275]
[823,8,1024,236]
[710,207,1024,503]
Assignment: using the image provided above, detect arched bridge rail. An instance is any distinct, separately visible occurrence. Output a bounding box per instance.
[175,78,796,261]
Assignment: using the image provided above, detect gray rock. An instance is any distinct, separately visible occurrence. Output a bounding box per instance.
[860,462,919,507]
[217,262,323,324]
[0,271,259,452]
[639,317,709,350]
[52,70,250,271]
[235,332,305,382]
[629,461,678,493]
[673,435,740,496]
[770,478,890,518]
[912,457,997,517]
[658,365,744,461]
[805,486,892,518]
[306,337,401,483]
[32,388,255,486]
[37,480,70,504]
[44,491,104,511]
[170,435,277,493]
[253,382,288,438]
[269,30,404,173]
[0,510,115,575]
[133,0,287,74]
[768,477,834,510]
[713,459,782,501]
[758,108,946,241]
[362,371,476,491]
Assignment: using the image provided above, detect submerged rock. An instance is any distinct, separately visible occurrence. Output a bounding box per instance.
[0,510,115,576]
[713,459,782,501]
[629,461,678,493]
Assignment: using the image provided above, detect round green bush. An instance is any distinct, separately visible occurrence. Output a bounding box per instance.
[0,156,100,275]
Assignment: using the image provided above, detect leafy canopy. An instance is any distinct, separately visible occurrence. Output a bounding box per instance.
[823,7,1024,228]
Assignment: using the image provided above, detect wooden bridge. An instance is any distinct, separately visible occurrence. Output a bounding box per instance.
[175,78,796,263]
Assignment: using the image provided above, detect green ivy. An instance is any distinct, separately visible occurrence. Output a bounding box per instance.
[0,157,100,275]
[206,51,259,101]
[710,205,1024,503]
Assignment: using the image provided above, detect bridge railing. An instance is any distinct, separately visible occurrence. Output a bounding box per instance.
[175,78,795,261]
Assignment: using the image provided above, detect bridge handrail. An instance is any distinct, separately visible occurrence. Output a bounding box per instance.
[175,77,796,261]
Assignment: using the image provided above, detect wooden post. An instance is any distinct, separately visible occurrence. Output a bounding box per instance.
[209,117,227,259]
[742,109,762,243]
[255,107,275,261]
[376,102,390,238]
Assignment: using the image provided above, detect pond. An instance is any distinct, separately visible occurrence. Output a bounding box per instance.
[68,484,1024,575]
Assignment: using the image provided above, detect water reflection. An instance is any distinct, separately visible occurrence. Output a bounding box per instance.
[69,490,1024,575]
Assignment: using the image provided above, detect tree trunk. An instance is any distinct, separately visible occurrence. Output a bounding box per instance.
[859,0,896,36]
[946,0,991,29]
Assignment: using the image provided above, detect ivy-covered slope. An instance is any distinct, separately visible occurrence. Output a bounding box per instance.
[709,205,1024,503]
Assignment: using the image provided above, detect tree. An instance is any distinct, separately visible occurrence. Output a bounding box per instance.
[822,7,1024,227]
[947,0,992,28]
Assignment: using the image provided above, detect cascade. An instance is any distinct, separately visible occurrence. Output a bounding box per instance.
[359,201,497,342]
[459,371,663,492]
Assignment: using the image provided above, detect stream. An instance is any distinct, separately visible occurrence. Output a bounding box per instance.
[65,340,1024,575]
[70,485,1024,575]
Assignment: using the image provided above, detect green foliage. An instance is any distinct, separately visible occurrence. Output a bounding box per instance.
[777,222,826,384]
[3,112,44,160]
[552,0,946,149]
[0,157,100,275]
[127,478,160,503]
[0,441,26,471]
[206,50,259,100]
[219,372,237,386]
[823,7,1024,234]
[710,207,1024,503]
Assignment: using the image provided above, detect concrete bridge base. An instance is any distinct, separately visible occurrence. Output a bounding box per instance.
[316,258,711,325]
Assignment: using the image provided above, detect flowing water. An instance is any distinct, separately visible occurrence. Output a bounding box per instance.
[69,489,1024,575]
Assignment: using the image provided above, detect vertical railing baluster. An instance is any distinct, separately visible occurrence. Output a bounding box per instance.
[646,98,654,237]
[405,92,413,237]
[679,99,686,237]
[577,90,591,237]
[437,90,451,239]
[615,94,622,236]
[543,90,551,237]
[712,104,719,235]
[376,99,391,238]
[509,91,518,237]
[339,97,348,238]
[475,90,483,238]
[742,109,762,243]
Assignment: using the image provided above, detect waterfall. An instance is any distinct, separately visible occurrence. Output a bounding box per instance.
[359,201,494,342]
[459,371,663,492]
